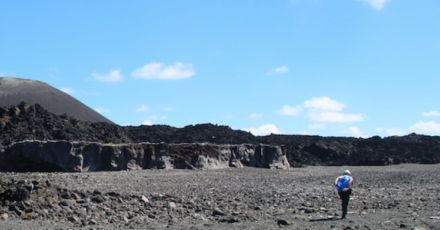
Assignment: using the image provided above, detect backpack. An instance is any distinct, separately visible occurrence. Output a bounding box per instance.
[336,175,351,192]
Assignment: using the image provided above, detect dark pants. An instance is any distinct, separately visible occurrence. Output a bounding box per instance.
[338,189,351,218]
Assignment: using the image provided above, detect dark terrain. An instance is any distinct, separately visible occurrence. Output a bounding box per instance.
[0,164,439,229]
[1,103,440,171]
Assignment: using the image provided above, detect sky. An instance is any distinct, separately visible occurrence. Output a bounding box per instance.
[1,0,440,137]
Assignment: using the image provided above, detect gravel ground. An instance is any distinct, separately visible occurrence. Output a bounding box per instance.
[1,164,440,229]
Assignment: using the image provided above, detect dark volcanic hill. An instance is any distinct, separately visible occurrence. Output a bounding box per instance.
[0,77,112,123]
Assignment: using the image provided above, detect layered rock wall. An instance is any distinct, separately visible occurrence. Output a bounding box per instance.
[0,141,290,172]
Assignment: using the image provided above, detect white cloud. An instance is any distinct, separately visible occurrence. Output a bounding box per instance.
[279,105,302,117]
[249,113,263,120]
[140,114,167,125]
[92,69,123,82]
[142,120,153,126]
[304,97,345,111]
[308,123,326,130]
[136,105,150,112]
[243,124,281,136]
[409,121,440,135]
[279,97,363,127]
[347,126,366,138]
[269,66,289,74]
[386,128,407,136]
[376,127,408,136]
[94,107,111,114]
[359,0,391,10]
[60,87,74,95]
[422,111,440,117]
[308,111,363,123]
[132,62,195,80]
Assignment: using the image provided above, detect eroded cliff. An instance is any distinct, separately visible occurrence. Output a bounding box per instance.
[0,141,290,172]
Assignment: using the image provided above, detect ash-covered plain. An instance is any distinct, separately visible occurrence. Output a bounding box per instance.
[1,164,439,230]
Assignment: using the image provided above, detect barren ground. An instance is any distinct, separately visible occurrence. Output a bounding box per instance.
[1,164,439,230]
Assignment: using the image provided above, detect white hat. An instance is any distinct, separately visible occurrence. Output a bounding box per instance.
[344,169,351,175]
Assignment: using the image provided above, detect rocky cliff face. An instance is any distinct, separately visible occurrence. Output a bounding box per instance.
[0,141,290,172]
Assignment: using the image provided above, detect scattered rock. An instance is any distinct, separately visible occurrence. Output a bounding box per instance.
[60,199,76,207]
[0,162,438,229]
[212,208,226,216]
[0,213,8,220]
[91,195,105,203]
[67,215,80,223]
[141,195,149,204]
[277,219,290,226]
[168,201,177,209]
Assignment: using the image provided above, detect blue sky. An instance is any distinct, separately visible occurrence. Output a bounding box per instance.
[1,0,440,137]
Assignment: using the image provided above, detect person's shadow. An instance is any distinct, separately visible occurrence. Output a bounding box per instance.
[309,216,339,222]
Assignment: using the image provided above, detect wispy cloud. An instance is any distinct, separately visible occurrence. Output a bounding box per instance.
[132,62,195,80]
[305,97,363,123]
[422,111,440,117]
[94,107,111,114]
[346,126,367,138]
[384,128,407,136]
[358,0,391,10]
[308,111,364,123]
[243,124,281,136]
[140,114,167,126]
[136,105,150,112]
[375,127,411,136]
[268,65,289,75]
[304,97,345,111]
[279,105,302,117]
[249,113,263,120]
[60,87,74,95]
[409,121,440,135]
[279,97,363,124]
[92,69,123,82]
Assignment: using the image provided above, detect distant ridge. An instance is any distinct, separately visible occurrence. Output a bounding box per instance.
[0,77,112,123]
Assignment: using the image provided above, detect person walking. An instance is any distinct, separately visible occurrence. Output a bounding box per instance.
[335,169,354,219]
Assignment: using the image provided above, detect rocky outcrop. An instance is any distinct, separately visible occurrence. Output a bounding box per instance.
[0,103,255,149]
[0,141,290,172]
[261,134,440,166]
